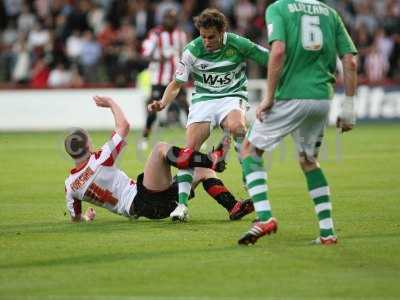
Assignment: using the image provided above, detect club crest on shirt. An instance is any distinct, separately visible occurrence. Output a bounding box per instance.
[225,48,235,57]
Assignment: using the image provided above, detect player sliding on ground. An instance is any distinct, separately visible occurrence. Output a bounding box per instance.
[148,8,269,221]
[64,96,254,222]
[237,0,358,246]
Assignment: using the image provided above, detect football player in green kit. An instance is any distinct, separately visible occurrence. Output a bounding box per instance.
[148,8,269,221]
[238,0,358,245]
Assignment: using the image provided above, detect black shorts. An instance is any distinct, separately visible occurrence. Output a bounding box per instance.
[129,173,178,219]
[129,173,195,220]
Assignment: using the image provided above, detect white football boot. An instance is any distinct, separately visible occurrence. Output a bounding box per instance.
[170,203,188,222]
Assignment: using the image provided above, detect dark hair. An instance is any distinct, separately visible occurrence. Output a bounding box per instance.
[193,8,228,32]
[64,128,89,159]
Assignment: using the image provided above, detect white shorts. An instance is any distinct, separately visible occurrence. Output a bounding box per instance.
[247,100,330,161]
[186,97,248,128]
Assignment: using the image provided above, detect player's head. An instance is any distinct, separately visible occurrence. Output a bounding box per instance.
[162,9,178,31]
[194,8,228,52]
[64,128,91,161]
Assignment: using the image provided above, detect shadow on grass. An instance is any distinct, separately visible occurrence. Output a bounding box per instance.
[0,244,246,270]
[0,218,238,236]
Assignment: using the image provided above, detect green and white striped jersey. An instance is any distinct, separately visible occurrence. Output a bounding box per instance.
[175,32,269,104]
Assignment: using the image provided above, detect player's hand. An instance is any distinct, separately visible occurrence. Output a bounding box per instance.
[93,95,114,108]
[147,100,166,112]
[336,117,354,133]
[256,99,274,121]
[337,96,356,133]
[83,207,96,222]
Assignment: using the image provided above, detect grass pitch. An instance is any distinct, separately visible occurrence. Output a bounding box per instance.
[0,123,399,300]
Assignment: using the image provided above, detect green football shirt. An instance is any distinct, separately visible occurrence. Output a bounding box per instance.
[266,0,357,100]
[175,32,269,104]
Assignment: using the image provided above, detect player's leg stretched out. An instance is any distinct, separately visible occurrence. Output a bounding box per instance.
[138,140,253,221]
[201,175,254,220]
[238,100,338,246]
[221,109,249,190]
[238,141,277,245]
[168,131,232,221]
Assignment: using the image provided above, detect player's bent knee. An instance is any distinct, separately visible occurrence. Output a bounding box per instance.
[227,122,246,138]
[154,142,170,157]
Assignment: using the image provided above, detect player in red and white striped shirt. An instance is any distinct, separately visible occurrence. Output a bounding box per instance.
[64,96,254,222]
[140,9,189,145]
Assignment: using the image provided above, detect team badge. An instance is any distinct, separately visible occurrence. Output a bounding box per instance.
[226,48,235,57]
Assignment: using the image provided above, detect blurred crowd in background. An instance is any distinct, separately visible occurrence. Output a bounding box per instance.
[0,0,399,88]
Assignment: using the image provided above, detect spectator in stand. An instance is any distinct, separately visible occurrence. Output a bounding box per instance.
[66,30,83,63]
[354,1,378,35]
[375,28,394,70]
[47,63,72,88]
[88,2,105,35]
[365,43,389,84]
[65,1,91,35]
[17,3,36,33]
[79,30,102,83]
[0,1,7,31]
[0,0,399,86]
[383,0,400,79]
[132,0,155,41]
[111,18,144,86]
[27,21,50,51]
[11,33,30,84]
[135,0,155,40]
[234,0,256,36]
[211,0,235,18]
[1,20,18,81]
[180,0,198,40]
[30,56,50,89]
[97,21,119,83]
[3,0,22,24]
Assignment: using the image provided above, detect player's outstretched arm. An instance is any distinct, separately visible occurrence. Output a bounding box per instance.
[241,37,269,66]
[66,190,97,223]
[337,54,358,133]
[93,96,130,138]
[148,80,183,112]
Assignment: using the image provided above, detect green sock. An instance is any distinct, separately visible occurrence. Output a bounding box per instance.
[176,169,194,206]
[305,168,335,238]
[242,155,272,221]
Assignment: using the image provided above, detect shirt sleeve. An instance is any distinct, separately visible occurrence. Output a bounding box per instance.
[175,49,193,83]
[65,187,82,219]
[96,132,127,166]
[335,13,358,57]
[142,31,158,57]
[266,2,286,44]
[239,36,269,66]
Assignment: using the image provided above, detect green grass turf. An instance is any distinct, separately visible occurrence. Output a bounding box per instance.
[0,123,399,299]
